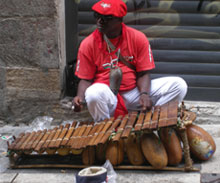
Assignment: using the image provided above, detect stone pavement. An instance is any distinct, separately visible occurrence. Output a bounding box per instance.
[0,100,219,183]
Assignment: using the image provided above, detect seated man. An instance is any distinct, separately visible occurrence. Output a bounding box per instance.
[73,0,187,122]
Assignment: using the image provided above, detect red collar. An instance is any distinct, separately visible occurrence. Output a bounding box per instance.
[92,23,126,55]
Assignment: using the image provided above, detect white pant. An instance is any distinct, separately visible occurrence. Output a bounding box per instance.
[85,77,187,122]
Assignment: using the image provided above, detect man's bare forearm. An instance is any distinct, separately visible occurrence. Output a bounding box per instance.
[76,79,93,100]
[136,71,152,110]
[137,71,151,94]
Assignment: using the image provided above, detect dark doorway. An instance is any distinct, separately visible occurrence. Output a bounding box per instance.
[63,0,78,97]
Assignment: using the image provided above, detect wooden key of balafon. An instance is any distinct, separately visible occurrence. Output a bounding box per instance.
[71,122,88,149]
[34,129,52,153]
[67,122,84,148]
[100,115,122,144]
[41,127,58,150]
[158,103,168,128]
[60,121,77,147]
[83,122,103,147]
[93,117,114,146]
[134,112,145,131]
[121,112,138,138]
[142,109,152,130]
[89,119,108,146]
[8,133,25,151]
[53,123,70,149]
[20,131,36,150]
[150,106,160,129]
[76,122,94,149]
[14,132,31,151]
[25,130,41,151]
[167,101,178,126]
[86,122,104,146]
[48,125,64,148]
[31,129,46,150]
[112,114,129,142]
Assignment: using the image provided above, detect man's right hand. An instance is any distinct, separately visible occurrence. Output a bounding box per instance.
[73,96,83,112]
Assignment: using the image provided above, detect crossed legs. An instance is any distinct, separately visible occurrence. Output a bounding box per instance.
[85,77,187,122]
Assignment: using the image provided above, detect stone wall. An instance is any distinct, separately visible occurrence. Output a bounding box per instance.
[0,0,68,124]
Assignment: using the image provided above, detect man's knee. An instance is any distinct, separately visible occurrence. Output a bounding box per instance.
[85,83,111,104]
[174,77,188,96]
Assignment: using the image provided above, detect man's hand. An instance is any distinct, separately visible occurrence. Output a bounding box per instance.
[73,96,83,112]
[73,79,93,112]
[136,70,152,111]
[139,93,152,111]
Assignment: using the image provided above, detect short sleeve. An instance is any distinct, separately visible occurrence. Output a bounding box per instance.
[135,34,155,72]
[75,44,96,80]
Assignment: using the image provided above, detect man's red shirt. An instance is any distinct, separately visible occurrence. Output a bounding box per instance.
[75,24,155,92]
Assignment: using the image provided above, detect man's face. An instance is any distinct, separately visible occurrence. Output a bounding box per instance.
[94,12,122,36]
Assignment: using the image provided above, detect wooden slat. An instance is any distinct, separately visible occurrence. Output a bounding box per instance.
[158,103,168,128]
[34,129,51,152]
[78,37,220,54]
[71,122,88,149]
[25,131,42,151]
[54,124,70,148]
[100,116,122,144]
[124,13,220,26]
[79,10,220,26]
[81,123,100,148]
[41,127,58,150]
[78,24,220,39]
[20,131,36,151]
[61,121,77,147]
[151,74,220,88]
[8,133,25,150]
[153,50,220,63]
[142,110,152,130]
[31,129,47,150]
[153,62,220,75]
[76,122,94,149]
[112,115,129,142]
[48,125,64,148]
[93,117,114,146]
[14,133,31,150]
[149,38,220,51]
[121,112,138,138]
[67,123,84,148]
[150,106,160,129]
[88,120,107,146]
[167,101,178,126]
[186,87,220,102]
[78,0,219,14]
[134,112,145,131]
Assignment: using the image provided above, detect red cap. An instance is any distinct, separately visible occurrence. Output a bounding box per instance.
[92,0,127,18]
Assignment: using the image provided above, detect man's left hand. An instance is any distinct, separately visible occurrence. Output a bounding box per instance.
[139,93,152,111]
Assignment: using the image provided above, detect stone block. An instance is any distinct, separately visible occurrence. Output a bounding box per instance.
[0,0,56,17]
[0,67,63,124]
[116,171,200,183]
[13,173,76,183]
[0,67,6,89]
[0,89,7,120]
[6,68,60,92]
[0,17,59,68]
[0,173,17,183]
[185,101,220,124]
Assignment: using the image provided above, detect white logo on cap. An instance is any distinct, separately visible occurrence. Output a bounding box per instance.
[100,2,111,8]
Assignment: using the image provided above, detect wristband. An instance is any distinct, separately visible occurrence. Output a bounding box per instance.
[140,92,149,96]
